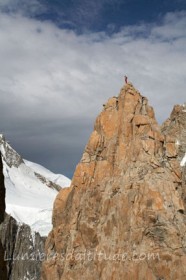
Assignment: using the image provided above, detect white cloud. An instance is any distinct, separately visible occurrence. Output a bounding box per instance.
[151,11,186,40]
[0,10,186,174]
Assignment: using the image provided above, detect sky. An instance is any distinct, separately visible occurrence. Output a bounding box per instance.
[0,0,186,178]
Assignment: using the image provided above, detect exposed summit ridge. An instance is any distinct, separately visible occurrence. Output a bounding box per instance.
[42,84,186,280]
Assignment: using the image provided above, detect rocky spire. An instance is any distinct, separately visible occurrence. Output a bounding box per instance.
[42,84,186,280]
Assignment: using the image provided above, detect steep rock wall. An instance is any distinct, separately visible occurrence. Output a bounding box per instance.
[42,84,186,280]
[161,104,186,207]
[0,214,46,280]
[0,153,7,280]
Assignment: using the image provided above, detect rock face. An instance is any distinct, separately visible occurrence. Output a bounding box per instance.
[0,153,7,280]
[0,214,46,280]
[42,83,186,280]
[0,154,6,223]
[161,104,186,209]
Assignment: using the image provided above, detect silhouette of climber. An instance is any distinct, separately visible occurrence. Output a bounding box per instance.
[124,75,128,84]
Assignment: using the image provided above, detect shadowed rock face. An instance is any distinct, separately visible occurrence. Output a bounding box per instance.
[0,154,5,224]
[0,214,46,280]
[41,84,186,280]
[0,153,7,280]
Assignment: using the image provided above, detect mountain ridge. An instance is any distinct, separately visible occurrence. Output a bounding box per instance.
[0,135,71,280]
[0,134,71,236]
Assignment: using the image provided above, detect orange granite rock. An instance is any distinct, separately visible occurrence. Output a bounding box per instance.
[41,84,186,280]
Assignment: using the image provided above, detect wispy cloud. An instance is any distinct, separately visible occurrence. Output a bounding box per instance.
[151,12,186,41]
[0,10,186,176]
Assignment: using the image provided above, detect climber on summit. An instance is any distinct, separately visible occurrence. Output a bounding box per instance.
[124,75,128,84]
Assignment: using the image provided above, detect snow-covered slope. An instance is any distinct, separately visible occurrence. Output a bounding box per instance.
[0,135,71,236]
[24,159,71,187]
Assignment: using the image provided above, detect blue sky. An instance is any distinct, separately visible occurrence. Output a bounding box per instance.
[1,0,186,32]
[0,0,186,178]
[39,0,186,32]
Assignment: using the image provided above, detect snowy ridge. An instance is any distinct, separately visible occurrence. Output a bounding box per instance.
[24,159,71,187]
[0,135,71,236]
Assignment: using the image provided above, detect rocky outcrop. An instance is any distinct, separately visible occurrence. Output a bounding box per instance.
[0,214,46,280]
[42,83,186,280]
[35,172,62,192]
[0,135,23,168]
[0,153,7,280]
[161,104,186,209]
